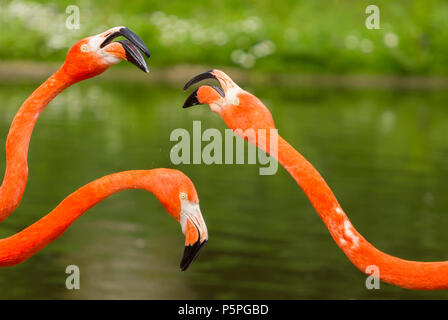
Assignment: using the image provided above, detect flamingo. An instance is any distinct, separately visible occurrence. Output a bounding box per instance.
[0,26,150,223]
[0,168,208,271]
[183,69,448,290]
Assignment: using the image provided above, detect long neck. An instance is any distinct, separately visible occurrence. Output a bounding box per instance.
[0,69,75,222]
[0,170,163,267]
[266,132,448,290]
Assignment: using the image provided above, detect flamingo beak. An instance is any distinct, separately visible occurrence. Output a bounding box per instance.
[179,205,208,271]
[183,88,201,108]
[181,237,207,271]
[183,70,218,91]
[183,86,224,108]
[116,39,149,73]
[182,70,226,108]
[100,27,150,73]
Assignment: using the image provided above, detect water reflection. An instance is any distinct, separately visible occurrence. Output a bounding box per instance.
[0,81,447,299]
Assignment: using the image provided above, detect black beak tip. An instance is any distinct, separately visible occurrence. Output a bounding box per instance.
[119,27,151,58]
[183,69,216,91]
[137,59,149,73]
[180,240,207,271]
[117,39,149,74]
[183,88,200,108]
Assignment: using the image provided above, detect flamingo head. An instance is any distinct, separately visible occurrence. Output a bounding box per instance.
[150,169,208,271]
[183,69,276,132]
[61,26,150,82]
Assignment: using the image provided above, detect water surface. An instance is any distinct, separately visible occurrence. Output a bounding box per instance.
[0,79,447,299]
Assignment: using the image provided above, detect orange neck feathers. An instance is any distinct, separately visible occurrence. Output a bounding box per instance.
[0,69,77,222]
[0,169,184,267]
[221,105,448,290]
[273,135,448,290]
[183,69,448,289]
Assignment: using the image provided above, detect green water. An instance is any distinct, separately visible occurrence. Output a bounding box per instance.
[0,79,447,299]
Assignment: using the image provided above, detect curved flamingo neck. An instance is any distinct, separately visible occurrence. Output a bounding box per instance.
[261,131,448,290]
[0,68,76,222]
[0,170,170,267]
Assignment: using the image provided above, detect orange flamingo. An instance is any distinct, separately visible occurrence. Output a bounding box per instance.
[0,26,150,223]
[0,168,208,271]
[183,69,448,290]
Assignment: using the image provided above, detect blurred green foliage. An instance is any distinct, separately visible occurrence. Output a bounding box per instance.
[1,0,448,75]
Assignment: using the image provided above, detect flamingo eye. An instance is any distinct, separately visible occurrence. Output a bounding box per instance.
[80,44,89,52]
[179,192,188,200]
